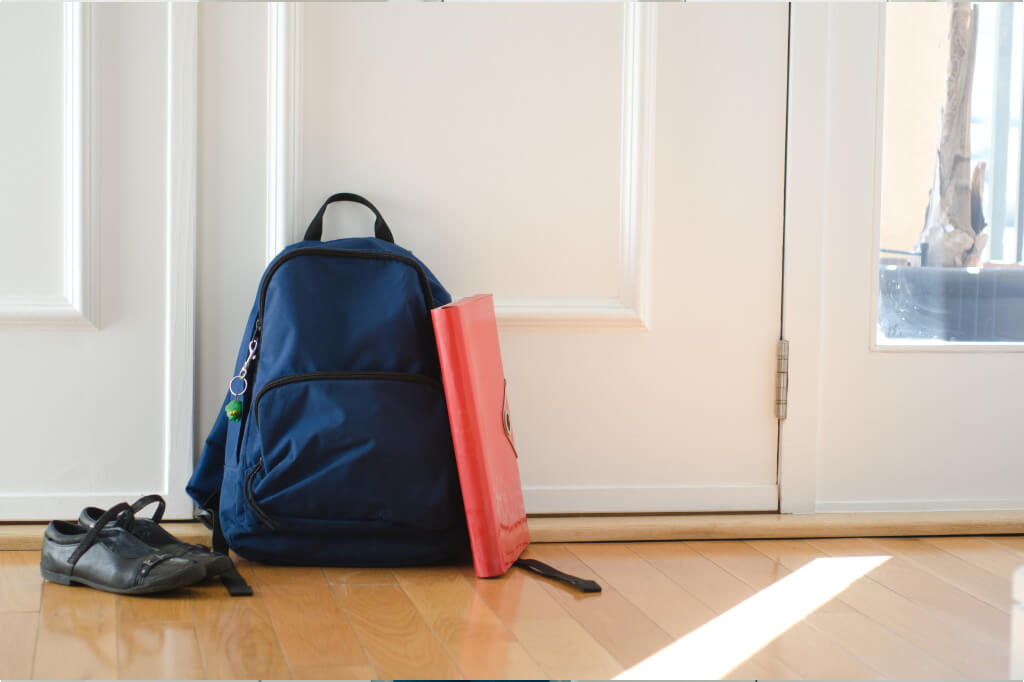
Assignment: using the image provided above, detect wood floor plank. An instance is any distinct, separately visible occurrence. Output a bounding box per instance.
[117,591,193,623]
[394,566,545,679]
[117,620,205,680]
[332,582,460,680]
[855,537,1010,642]
[689,540,853,614]
[806,609,962,680]
[33,583,118,680]
[745,538,828,567]
[723,652,802,680]
[570,542,804,680]
[457,565,622,679]
[764,621,884,679]
[809,538,1009,678]
[523,543,673,669]
[626,541,759,614]
[685,541,881,679]
[290,663,377,679]
[0,611,38,679]
[0,550,42,613]
[190,563,290,680]
[868,536,1011,615]
[749,540,963,680]
[251,565,369,671]
[687,541,792,590]
[925,536,1023,583]
[115,589,205,680]
[5,536,1020,680]
[565,542,717,637]
[322,566,397,585]
[984,534,1024,558]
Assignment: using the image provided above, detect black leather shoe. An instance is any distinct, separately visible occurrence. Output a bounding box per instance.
[41,503,206,595]
[79,495,233,580]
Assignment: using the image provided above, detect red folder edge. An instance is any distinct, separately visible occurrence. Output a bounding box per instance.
[432,294,530,578]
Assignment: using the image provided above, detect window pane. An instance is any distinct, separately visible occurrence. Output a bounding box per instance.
[878,2,1024,342]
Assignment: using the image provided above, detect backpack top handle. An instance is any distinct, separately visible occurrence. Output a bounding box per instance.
[303,193,395,244]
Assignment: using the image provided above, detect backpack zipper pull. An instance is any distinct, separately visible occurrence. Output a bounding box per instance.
[225,323,261,422]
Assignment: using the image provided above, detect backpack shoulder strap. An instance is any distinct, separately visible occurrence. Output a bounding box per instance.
[187,305,260,514]
[186,401,230,510]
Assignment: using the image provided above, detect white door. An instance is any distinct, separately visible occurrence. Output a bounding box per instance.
[0,3,790,520]
[249,2,789,513]
[0,4,197,519]
[782,3,1024,513]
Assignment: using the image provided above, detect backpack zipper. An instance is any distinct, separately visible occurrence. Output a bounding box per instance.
[256,248,435,328]
[246,370,441,527]
[253,370,442,428]
[243,458,278,529]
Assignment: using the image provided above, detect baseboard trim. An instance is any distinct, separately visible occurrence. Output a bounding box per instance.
[524,510,1024,543]
[3,511,1022,551]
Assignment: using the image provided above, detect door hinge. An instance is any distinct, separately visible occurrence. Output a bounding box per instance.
[775,339,789,421]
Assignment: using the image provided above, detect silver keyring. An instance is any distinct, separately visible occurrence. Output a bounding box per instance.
[228,376,247,397]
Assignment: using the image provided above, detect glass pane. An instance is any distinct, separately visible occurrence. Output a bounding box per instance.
[878,2,1024,343]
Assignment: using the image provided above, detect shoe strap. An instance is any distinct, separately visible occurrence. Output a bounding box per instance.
[129,494,166,523]
[68,502,135,567]
[137,552,173,579]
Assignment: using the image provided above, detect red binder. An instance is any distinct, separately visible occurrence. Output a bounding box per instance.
[432,294,530,578]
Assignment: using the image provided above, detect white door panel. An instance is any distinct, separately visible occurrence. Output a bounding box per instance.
[0,4,196,520]
[300,3,623,303]
[0,4,64,300]
[276,3,788,513]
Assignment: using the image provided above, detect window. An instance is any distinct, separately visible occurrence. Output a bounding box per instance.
[878,2,1024,343]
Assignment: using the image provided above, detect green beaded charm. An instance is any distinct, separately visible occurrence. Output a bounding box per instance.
[225,399,243,422]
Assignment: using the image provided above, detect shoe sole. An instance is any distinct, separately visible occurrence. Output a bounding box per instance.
[40,565,206,595]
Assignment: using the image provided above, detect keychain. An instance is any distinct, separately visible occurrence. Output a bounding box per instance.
[225,337,258,422]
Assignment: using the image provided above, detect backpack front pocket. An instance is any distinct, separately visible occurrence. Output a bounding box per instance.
[246,371,462,532]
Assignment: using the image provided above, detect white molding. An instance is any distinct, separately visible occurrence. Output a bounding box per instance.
[778,4,830,514]
[524,484,779,515]
[817,498,1024,513]
[265,4,655,327]
[266,1,301,263]
[866,6,889,355]
[0,3,98,330]
[490,296,649,328]
[615,1,656,329]
[164,3,198,520]
[0,493,173,521]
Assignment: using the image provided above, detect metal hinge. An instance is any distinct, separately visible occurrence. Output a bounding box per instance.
[775,339,789,421]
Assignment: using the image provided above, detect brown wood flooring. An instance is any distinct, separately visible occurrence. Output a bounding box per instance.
[2,537,1021,679]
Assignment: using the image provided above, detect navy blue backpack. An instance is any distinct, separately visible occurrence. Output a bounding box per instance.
[187,194,469,572]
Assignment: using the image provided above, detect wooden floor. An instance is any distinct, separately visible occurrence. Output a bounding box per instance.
[2,536,1021,679]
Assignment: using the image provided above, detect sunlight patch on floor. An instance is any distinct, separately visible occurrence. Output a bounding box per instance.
[616,554,891,680]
